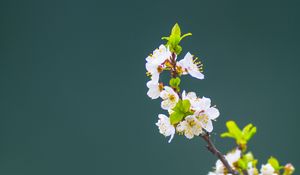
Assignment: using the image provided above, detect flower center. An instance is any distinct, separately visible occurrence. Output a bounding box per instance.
[169,94,176,102]
[197,114,209,124]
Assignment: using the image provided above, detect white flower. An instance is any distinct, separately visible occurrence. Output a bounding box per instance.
[247,162,258,175]
[178,52,204,79]
[160,86,179,110]
[194,97,220,132]
[155,114,175,143]
[146,80,163,99]
[210,149,241,174]
[182,91,202,110]
[146,45,171,65]
[146,45,172,82]
[260,164,276,175]
[176,115,203,139]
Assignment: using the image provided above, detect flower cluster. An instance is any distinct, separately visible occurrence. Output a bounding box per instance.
[145,23,295,175]
[207,121,295,175]
[145,25,216,143]
[208,148,295,175]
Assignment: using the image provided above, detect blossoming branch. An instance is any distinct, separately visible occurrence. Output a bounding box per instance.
[145,23,295,175]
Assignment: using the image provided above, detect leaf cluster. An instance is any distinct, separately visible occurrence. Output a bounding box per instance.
[169,100,193,125]
[221,121,257,151]
[162,23,192,55]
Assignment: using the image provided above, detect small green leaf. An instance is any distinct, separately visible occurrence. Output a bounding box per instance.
[180,33,192,40]
[237,159,247,170]
[172,100,183,113]
[268,156,281,171]
[161,37,169,40]
[169,100,193,124]
[226,121,243,140]
[174,45,182,55]
[169,77,181,88]
[171,23,181,37]
[243,152,254,162]
[181,100,191,113]
[161,23,192,55]
[220,132,235,138]
[170,112,185,125]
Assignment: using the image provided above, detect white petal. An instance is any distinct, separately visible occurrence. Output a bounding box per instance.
[189,70,204,79]
[164,86,175,94]
[168,133,174,143]
[185,130,194,139]
[182,90,187,99]
[202,120,213,132]
[147,88,160,99]
[161,100,171,110]
[206,107,220,120]
[199,97,211,110]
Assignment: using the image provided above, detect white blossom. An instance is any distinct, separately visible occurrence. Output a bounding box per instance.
[260,164,276,175]
[160,86,179,110]
[176,115,203,139]
[247,162,258,175]
[182,90,202,110]
[146,80,163,99]
[146,45,172,82]
[155,114,175,143]
[194,97,220,132]
[178,52,204,79]
[209,149,241,175]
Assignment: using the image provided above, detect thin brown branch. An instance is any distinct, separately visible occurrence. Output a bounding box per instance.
[201,132,239,175]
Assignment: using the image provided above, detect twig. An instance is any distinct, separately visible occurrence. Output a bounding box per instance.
[201,132,239,175]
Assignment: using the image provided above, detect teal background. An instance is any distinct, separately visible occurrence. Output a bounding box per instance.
[0,0,299,174]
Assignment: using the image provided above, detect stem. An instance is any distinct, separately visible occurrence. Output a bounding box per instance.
[201,132,239,175]
[170,52,178,78]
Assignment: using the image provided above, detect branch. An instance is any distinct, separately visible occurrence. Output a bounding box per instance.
[201,132,239,175]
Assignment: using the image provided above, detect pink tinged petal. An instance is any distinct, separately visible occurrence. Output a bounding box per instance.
[206,107,220,120]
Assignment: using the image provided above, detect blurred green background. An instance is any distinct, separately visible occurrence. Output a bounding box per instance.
[0,0,299,174]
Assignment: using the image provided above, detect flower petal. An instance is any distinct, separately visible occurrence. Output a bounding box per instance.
[206,107,220,120]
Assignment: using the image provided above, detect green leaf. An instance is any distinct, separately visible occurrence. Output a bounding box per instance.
[174,45,182,55]
[169,100,193,124]
[161,23,192,55]
[243,152,254,162]
[170,112,185,125]
[180,33,192,40]
[220,132,235,138]
[268,156,282,171]
[171,23,181,37]
[172,100,183,113]
[221,121,257,150]
[226,121,243,140]
[237,159,247,170]
[169,77,181,88]
[182,100,191,113]
[243,124,257,141]
[161,37,169,40]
